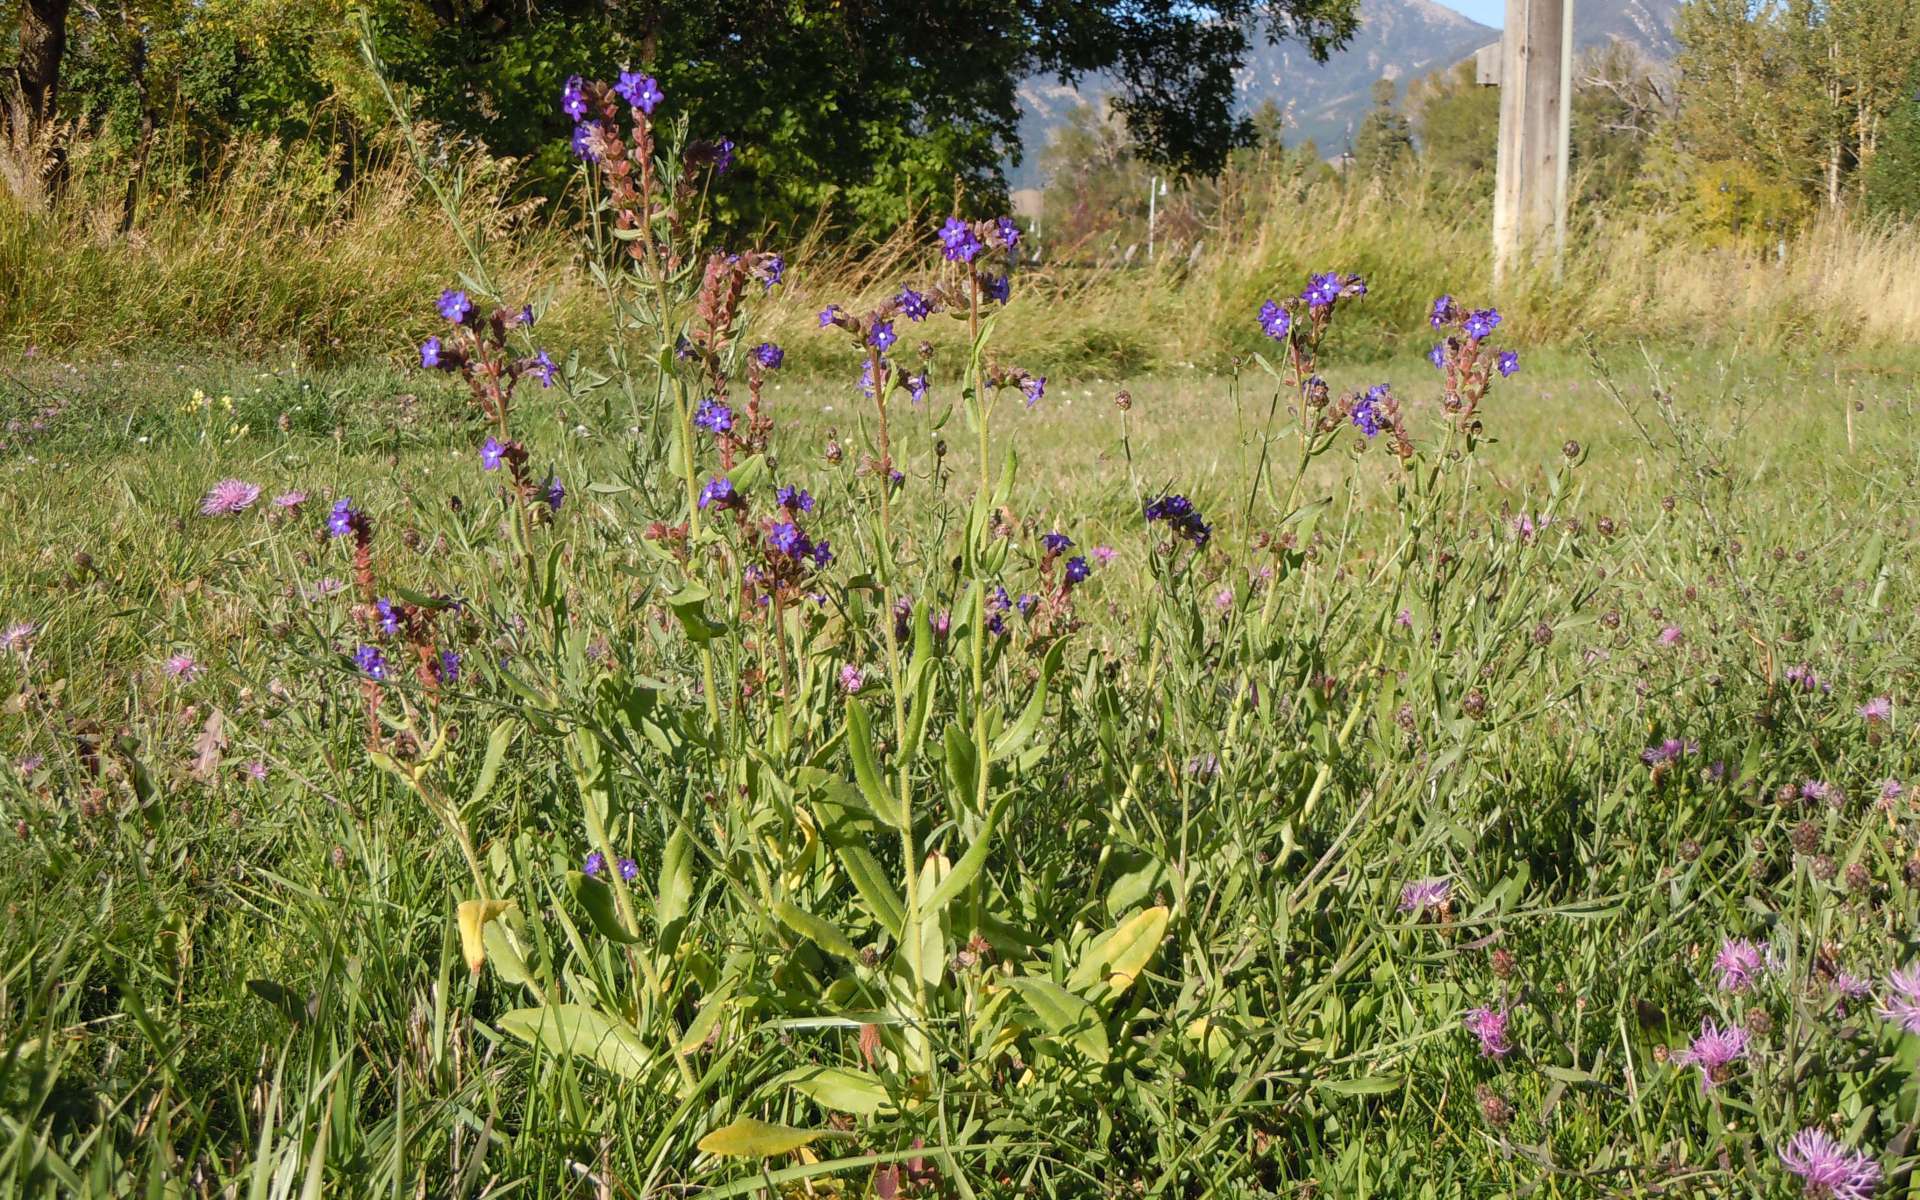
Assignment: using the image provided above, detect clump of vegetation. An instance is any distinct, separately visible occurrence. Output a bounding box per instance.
[6,53,1920,1197]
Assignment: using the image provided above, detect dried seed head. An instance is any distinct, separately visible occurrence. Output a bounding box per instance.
[1844,862,1870,893]
[1743,1008,1773,1036]
[1811,854,1837,881]
[1661,495,1676,512]
[1600,610,1621,630]
[1679,839,1702,862]
[1114,389,1133,411]
[1562,440,1581,459]
[1475,1084,1513,1129]
[1790,819,1821,855]
[1490,947,1516,979]
[1463,689,1487,719]
[1531,621,1554,647]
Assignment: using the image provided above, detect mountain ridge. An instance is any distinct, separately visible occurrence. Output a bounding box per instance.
[1010,0,1678,187]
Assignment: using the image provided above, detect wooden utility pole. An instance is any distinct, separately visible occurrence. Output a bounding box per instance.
[1492,0,1572,281]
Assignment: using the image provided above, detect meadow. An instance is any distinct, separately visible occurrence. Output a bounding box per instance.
[6,68,1920,1200]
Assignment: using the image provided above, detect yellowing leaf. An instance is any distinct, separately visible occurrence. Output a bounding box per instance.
[696,1117,822,1157]
[1066,906,1170,995]
[456,899,513,973]
[496,1005,651,1080]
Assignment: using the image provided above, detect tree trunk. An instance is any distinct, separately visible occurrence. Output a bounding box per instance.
[2,0,74,201]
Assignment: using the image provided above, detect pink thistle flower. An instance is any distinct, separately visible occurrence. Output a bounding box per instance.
[1877,779,1904,812]
[1877,963,1920,1035]
[165,653,203,681]
[2,621,35,653]
[1092,545,1116,564]
[1674,1018,1747,1092]
[1398,877,1451,916]
[1714,938,1767,992]
[200,479,261,516]
[272,490,309,510]
[839,664,865,693]
[1214,588,1234,611]
[243,760,268,782]
[1860,696,1892,723]
[1463,1005,1513,1058]
[1777,1128,1880,1200]
[1658,625,1684,647]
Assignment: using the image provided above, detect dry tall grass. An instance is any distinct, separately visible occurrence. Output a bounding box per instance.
[4,144,1917,371]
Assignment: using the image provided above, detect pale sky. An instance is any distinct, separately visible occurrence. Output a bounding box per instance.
[1439,0,1506,27]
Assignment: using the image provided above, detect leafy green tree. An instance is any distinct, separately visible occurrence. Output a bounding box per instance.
[1350,76,1413,177]
[1411,60,1498,179]
[9,0,1369,231]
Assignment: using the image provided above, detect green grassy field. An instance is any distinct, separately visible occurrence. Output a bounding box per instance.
[4,336,1920,1198]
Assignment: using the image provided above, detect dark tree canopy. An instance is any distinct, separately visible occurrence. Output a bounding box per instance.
[6,0,1360,231]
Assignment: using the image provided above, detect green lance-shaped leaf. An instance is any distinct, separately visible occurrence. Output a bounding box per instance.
[466,719,517,815]
[778,1065,893,1116]
[496,1005,651,1079]
[566,871,641,943]
[990,637,1066,762]
[1009,977,1110,1063]
[657,825,694,945]
[830,841,906,937]
[775,900,860,959]
[843,698,900,827]
[920,792,1010,917]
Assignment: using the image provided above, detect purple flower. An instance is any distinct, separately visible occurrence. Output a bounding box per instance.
[481,437,505,471]
[1675,1019,1748,1093]
[1042,531,1073,556]
[1021,376,1046,407]
[810,539,833,567]
[1777,1128,1880,1200]
[839,663,864,693]
[906,372,930,404]
[753,342,784,370]
[1861,696,1892,723]
[1714,938,1767,992]
[420,337,442,368]
[818,304,844,328]
[544,478,565,510]
[1640,737,1697,765]
[513,304,535,327]
[200,479,261,517]
[166,653,202,681]
[1398,878,1451,915]
[615,71,663,114]
[561,75,589,120]
[1301,272,1342,308]
[2,622,35,653]
[981,274,1011,304]
[1092,545,1116,564]
[1350,386,1385,438]
[867,321,897,352]
[1064,555,1091,584]
[1463,308,1502,340]
[857,359,880,399]
[531,350,556,388]
[776,485,814,513]
[758,255,785,291]
[711,138,735,174]
[272,490,307,510]
[1428,343,1447,369]
[438,289,474,324]
[326,498,361,539]
[698,476,737,510]
[243,760,268,781]
[616,856,639,881]
[353,644,388,680]
[375,597,400,636]
[1144,493,1213,548]
[693,397,734,434]
[767,522,807,558]
[571,122,599,161]
[437,650,461,684]
[1429,294,1455,328]
[1258,299,1291,341]
[583,851,606,878]
[1463,1006,1513,1058]
[995,215,1021,249]
[1497,350,1520,377]
[939,216,983,263]
[1877,963,1920,1034]
[1016,593,1037,617]
[896,287,934,321]
[1802,779,1837,804]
